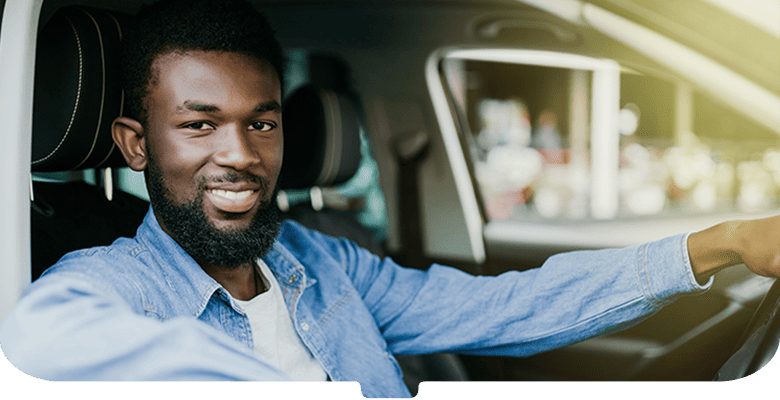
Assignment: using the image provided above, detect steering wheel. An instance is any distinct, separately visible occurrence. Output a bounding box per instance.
[714,277,780,380]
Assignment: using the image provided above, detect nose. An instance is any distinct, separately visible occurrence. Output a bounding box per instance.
[212,125,260,171]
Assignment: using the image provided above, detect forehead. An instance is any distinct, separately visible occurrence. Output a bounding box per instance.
[147,50,281,105]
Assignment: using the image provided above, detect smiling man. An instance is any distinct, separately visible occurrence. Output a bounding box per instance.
[2,0,780,397]
[114,50,284,300]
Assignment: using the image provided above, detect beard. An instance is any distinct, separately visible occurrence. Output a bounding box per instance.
[145,153,281,269]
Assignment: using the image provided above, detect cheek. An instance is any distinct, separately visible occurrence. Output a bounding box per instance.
[148,134,210,200]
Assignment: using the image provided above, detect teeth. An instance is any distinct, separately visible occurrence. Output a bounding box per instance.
[210,189,254,200]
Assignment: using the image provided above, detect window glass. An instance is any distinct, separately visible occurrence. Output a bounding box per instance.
[443,53,780,222]
[618,72,780,218]
[444,57,596,222]
[616,72,674,218]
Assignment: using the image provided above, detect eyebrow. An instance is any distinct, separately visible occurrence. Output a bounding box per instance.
[254,100,282,113]
[180,102,219,113]
[176,100,282,114]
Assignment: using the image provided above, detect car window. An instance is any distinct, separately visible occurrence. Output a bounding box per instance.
[441,50,780,223]
[441,51,619,222]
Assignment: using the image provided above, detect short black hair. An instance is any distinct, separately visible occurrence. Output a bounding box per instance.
[121,0,285,126]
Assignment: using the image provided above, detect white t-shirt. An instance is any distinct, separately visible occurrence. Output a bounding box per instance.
[233,260,328,381]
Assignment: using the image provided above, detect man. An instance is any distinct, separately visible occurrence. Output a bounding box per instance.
[1,0,779,397]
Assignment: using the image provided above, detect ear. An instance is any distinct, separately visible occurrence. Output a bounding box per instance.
[112,116,148,171]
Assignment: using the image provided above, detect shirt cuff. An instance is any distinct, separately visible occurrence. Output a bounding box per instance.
[637,232,713,307]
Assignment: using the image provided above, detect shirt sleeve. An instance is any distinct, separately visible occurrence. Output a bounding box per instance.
[347,232,711,357]
[0,272,292,381]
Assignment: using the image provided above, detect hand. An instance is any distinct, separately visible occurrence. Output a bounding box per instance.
[688,216,780,283]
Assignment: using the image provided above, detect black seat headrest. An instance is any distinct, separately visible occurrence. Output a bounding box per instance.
[280,84,363,190]
[32,6,128,172]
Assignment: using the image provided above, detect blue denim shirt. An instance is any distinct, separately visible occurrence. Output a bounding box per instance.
[1,209,710,397]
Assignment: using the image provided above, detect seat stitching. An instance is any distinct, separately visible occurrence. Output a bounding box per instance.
[71,8,106,170]
[32,16,83,165]
[314,89,342,186]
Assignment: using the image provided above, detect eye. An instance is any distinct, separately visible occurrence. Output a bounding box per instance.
[251,121,276,132]
[183,121,213,130]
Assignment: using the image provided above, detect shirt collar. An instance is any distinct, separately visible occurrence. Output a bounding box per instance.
[135,207,316,318]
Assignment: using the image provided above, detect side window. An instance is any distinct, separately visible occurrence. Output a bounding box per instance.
[462,60,594,221]
[441,50,618,222]
[441,50,779,223]
[619,71,779,218]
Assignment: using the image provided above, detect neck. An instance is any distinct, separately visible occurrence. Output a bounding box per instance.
[201,262,265,301]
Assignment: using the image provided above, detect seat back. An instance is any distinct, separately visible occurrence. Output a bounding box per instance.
[279,84,362,190]
[31,6,147,280]
[278,83,384,255]
[32,6,128,173]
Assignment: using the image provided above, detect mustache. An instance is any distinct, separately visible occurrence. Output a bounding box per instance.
[196,172,269,188]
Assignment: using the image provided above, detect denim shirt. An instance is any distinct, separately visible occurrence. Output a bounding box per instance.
[1,208,710,398]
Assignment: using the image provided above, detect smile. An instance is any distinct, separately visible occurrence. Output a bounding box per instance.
[205,188,260,213]
[209,189,254,200]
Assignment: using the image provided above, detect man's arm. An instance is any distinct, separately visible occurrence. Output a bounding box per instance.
[338,230,707,357]
[0,273,290,381]
[688,216,780,283]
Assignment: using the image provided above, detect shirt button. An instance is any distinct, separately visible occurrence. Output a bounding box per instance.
[288,275,297,283]
[301,322,310,331]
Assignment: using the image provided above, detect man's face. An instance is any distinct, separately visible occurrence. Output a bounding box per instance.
[142,50,283,267]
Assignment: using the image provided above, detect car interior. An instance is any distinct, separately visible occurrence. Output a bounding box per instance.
[2,0,780,392]
[26,5,468,394]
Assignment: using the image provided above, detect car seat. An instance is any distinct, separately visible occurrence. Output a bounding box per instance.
[276,83,384,256]
[30,6,147,281]
[30,4,467,392]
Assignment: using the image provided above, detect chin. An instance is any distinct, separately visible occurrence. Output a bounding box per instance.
[210,216,255,232]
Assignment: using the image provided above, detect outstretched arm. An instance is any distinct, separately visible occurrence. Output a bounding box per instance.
[688,216,780,284]
[0,273,291,381]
